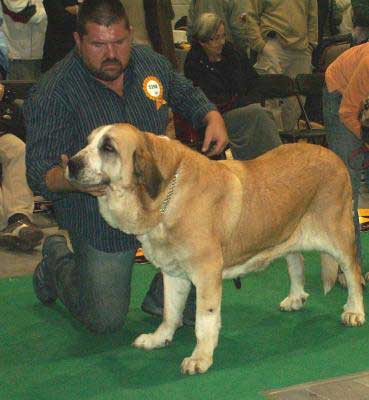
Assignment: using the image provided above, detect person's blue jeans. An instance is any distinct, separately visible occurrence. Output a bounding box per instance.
[322,88,363,263]
[51,233,136,333]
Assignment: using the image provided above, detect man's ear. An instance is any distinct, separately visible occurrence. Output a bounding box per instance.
[133,146,163,199]
[128,25,134,43]
[73,31,81,50]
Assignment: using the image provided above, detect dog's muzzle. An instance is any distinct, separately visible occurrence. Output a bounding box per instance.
[67,157,85,180]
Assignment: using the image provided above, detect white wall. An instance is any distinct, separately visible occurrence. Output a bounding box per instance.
[171,0,190,25]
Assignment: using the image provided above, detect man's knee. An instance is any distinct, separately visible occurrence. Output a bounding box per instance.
[235,104,274,128]
[81,290,131,334]
[84,307,129,334]
[225,104,261,134]
[0,134,25,160]
[246,103,273,123]
[244,103,264,115]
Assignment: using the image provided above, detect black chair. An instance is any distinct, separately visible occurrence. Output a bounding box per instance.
[249,73,327,146]
[313,33,352,72]
[0,79,36,100]
[0,80,36,143]
[279,73,327,146]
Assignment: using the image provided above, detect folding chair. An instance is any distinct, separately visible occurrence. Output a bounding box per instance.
[279,73,327,146]
[0,80,36,101]
[313,33,352,72]
[250,73,327,146]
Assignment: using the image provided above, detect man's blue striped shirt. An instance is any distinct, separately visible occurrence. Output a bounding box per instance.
[24,45,216,252]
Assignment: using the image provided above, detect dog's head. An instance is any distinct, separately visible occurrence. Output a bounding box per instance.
[66,123,164,199]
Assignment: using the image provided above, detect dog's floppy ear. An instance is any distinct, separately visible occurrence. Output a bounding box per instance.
[133,139,163,199]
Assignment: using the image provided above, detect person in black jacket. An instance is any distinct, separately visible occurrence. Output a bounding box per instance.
[184,12,282,160]
[41,0,78,73]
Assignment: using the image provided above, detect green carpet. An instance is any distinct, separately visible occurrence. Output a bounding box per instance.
[2,237,369,400]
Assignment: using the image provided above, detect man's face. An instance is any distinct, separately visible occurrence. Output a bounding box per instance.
[74,21,132,81]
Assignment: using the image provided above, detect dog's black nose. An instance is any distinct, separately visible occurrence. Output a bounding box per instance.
[67,157,84,179]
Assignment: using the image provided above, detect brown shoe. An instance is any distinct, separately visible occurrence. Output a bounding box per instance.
[0,217,44,251]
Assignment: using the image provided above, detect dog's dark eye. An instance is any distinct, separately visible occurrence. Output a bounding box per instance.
[102,142,115,152]
[100,135,117,155]
[101,139,116,153]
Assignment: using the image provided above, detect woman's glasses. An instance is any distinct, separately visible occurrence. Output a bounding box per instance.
[208,33,226,43]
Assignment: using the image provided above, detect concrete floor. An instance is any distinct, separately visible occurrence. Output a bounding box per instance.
[265,371,369,400]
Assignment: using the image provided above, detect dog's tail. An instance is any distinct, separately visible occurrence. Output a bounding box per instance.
[320,253,339,294]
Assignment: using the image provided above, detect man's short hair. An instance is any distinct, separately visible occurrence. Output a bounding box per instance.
[76,0,130,36]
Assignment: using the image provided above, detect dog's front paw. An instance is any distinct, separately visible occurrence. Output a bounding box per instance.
[279,291,309,311]
[341,311,365,327]
[132,333,171,350]
[181,355,213,375]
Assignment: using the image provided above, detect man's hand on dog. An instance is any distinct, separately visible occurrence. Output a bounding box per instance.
[61,154,107,197]
[202,110,229,157]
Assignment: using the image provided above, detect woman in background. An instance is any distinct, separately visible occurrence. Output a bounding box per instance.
[184,12,282,161]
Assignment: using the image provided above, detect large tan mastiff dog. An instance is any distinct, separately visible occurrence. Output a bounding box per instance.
[66,123,365,375]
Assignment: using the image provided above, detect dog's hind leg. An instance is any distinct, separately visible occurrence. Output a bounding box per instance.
[133,273,191,350]
[181,268,222,375]
[280,253,309,311]
[320,252,339,294]
[319,218,365,326]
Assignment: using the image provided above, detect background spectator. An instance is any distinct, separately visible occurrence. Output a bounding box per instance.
[42,0,78,73]
[184,12,281,161]
[244,0,318,132]
[186,0,249,56]
[0,22,43,251]
[0,0,47,80]
[352,0,369,44]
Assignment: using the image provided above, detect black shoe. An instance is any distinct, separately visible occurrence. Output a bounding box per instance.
[33,235,67,305]
[141,272,196,326]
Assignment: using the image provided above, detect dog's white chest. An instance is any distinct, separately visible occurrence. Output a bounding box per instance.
[137,225,189,279]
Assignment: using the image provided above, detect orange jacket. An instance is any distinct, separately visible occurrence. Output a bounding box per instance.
[325,42,369,137]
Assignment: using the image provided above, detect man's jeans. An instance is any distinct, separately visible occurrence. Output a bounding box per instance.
[322,88,363,263]
[224,103,282,160]
[51,233,136,333]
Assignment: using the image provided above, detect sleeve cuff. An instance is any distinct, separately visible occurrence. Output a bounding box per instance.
[26,159,65,202]
[191,103,217,129]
